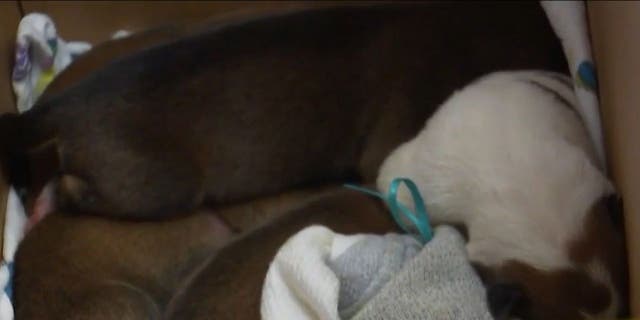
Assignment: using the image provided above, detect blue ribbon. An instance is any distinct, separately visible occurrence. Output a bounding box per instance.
[344,177,433,244]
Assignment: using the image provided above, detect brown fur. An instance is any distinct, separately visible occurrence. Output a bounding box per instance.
[480,261,612,320]
[2,2,567,219]
[13,189,394,320]
[569,195,629,317]
[12,23,354,320]
[10,25,189,214]
[39,26,187,101]
[17,192,622,320]
[475,195,629,320]
[13,208,233,320]
[164,190,396,320]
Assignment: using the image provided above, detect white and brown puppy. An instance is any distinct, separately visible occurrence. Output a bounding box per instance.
[377,71,627,319]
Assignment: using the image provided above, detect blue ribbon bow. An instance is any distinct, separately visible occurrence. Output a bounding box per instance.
[344,177,433,244]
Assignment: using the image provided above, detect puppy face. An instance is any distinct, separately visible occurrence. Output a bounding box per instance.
[480,263,613,320]
[477,195,627,320]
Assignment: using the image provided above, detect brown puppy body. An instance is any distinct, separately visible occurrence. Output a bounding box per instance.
[165,190,396,320]
[19,26,190,226]
[13,207,235,320]
[14,24,364,320]
[13,189,394,320]
[3,2,566,219]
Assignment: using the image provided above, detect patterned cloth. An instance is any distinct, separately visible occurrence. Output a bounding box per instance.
[11,13,92,113]
[541,1,606,169]
[1,189,26,320]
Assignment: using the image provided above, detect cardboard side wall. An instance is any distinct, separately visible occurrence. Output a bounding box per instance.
[588,2,640,315]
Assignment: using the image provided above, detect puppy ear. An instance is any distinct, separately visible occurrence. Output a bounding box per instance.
[486,283,528,320]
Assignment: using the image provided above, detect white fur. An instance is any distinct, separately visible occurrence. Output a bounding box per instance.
[377,71,616,312]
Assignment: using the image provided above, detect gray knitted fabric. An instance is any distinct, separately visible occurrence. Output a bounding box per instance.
[330,226,493,320]
[328,234,422,319]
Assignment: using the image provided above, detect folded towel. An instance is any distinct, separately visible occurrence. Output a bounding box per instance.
[260,226,361,320]
[348,227,492,320]
[261,226,492,320]
[329,233,421,319]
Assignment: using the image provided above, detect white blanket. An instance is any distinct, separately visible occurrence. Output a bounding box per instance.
[261,226,492,320]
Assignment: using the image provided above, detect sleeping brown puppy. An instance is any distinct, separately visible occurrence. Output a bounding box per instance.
[13,207,234,320]
[1,2,567,220]
[13,188,395,320]
[17,25,190,229]
[163,190,396,320]
[12,22,358,320]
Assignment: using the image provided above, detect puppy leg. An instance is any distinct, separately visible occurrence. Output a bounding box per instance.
[165,190,396,320]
